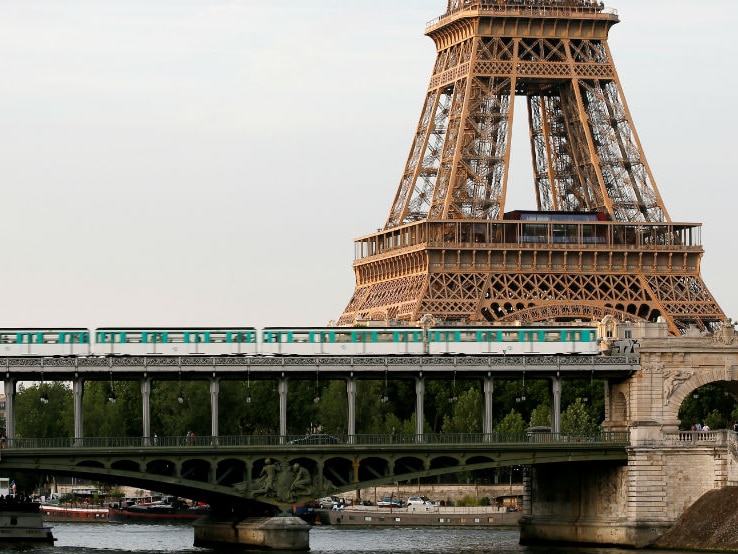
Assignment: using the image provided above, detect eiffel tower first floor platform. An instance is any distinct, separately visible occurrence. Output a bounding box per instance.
[338,219,725,335]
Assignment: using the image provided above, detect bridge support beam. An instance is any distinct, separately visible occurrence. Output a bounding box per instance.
[193,515,309,551]
[3,380,15,439]
[519,460,664,548]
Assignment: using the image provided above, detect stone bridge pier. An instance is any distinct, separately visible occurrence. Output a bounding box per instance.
[521,326,738,548]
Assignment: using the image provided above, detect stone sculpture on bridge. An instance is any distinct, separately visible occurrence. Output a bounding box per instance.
[252,458,279,497]
[234,458,334,506]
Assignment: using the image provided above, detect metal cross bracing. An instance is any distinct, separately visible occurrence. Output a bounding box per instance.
[338,0,725,334]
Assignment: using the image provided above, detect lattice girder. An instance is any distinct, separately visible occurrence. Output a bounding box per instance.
[340,2,725,334]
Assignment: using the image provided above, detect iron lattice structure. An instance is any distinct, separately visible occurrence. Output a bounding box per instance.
[339,0,724,334]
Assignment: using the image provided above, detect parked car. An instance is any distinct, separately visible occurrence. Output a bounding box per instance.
[377,497,403,508]
[406,496,433,506]
[318,496,352,509]
[318,496,340,509]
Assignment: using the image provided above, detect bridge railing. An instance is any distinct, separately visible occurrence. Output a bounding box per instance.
[0,431,630,450]
[661,429,727,446]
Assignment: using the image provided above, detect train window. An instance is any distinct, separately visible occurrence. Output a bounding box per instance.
[376,332,393,342]
[477,331,496,341]
[239,331,256,343]
[501,331,520,342]
[19,332,42,344]
[396,330,422,342]
[96,332,113,344]
[186,332,209,344]
[142,332,167,344]
[334,332,351,343]
[544,331,561,342]
[290,331,309,343]
[459,331,476,342]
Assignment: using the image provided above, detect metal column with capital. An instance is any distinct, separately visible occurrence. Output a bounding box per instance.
[279,376,288,437]
[210,378,219,439]
[3,379,15,439]
[346,377,357,441]
[141,377,151,443]
[415,375,425,439]
[550,376,562,433]
[73,378,84,441]
[483,375,494,435]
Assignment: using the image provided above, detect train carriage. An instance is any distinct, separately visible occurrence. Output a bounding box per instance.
[0,328,91,356]
[93,327,258,356]
[261,327,426,356]
[426,326,599,355]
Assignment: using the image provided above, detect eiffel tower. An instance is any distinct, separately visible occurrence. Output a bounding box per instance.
[338,0,725,334]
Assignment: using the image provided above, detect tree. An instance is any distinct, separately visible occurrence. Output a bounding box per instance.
[441,387,483,434]
[529,404,551,428]
[560,398,597,434]
[494,410,525,436]
[16,382,73,439]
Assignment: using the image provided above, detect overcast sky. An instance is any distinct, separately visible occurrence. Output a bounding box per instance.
[0,0,735,331]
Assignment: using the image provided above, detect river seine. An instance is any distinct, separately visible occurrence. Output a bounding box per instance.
[20,523,704,554]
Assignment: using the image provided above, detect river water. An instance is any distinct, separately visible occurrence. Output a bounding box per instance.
[17,523,704,554]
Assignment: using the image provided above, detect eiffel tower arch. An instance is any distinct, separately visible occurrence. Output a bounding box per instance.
[339,1,725,334]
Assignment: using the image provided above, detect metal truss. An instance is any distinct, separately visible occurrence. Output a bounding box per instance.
[340,2,725,333]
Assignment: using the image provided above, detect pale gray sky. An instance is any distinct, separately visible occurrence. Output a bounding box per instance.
[0,0,735,329]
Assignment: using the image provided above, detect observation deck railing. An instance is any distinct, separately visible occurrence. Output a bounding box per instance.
[355,220,703,262]
[427,0,617,29]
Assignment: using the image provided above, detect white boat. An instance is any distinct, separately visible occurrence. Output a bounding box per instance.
[0,478,55,545]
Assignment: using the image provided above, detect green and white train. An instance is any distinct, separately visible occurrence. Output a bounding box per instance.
[0,324,601,357]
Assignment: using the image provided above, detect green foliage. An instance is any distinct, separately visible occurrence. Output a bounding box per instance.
[704,409,725,431]
[455,495,485,507]
[16,382,73,438]
[528,404,551,428]
[441,387,483,434]
[494,410,525,435]
[560,398,597,434]
[679,384,737,430]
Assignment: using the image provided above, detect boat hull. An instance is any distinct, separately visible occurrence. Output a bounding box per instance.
[109,507,207,524]
[41,504,109,522]
[0,508,56,545]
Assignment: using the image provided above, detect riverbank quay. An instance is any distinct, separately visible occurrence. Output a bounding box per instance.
[356,484,524,507]
[315,505,522,527]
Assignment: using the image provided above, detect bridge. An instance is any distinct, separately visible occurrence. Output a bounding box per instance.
[0,432,629,513]
[3,329,738,550]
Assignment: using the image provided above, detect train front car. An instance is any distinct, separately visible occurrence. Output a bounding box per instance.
[93,328,258,356]
[426,325,601,355]
[0,328,91,356]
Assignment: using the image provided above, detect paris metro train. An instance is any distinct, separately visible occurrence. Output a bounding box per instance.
[0,324,603,357]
